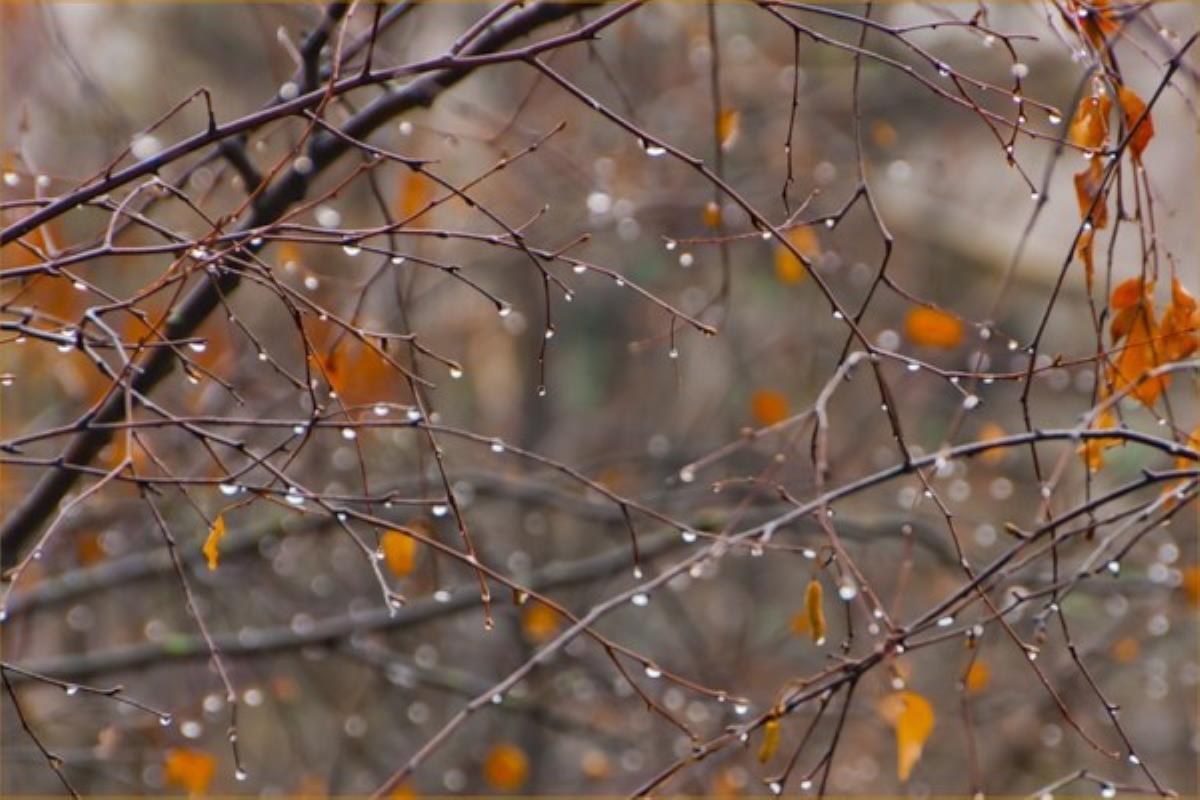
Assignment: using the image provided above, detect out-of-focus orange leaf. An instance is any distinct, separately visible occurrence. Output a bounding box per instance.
[904,307,963,349]
[751,389,789,426]
[878,690,934,782]
[381,530,419,578]
[1072,159,1108,230]
[295,774,328,798]
[203,514,226,571]
[388,781,418,800]
[76,531,106,567]
[579,749,611,781]
[1111,636,1140,663]
[396,172,434,221]
[1182,566,1200,607]
[717,108,741,150]
[872,120,898,148]
[702,200,722,229]
[804,578,826,645]
[710,766,745,797]
[757,718,781,763]
[1069,89,1111,151]
[164,747,216,796]
[964,661,990,693]
[521,602,560,644]
[483,743,529,791]
[774,226,819,284]
[978,422,1008,464]
[1117,86,1153,160]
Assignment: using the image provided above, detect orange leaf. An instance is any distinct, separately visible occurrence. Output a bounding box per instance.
[878,691,934,782]
[381,530,419,578]
[396,172,434,221]
[1069,89,1111,152]
[1161,277,1198,362]
[1079,403,1123,473]
[774,227,819,284]
[804,578,826,646]
[164,747,216,796]
[757,718,781,763]
[964,661,990,693]
[203,514,226,571]
[978,422,1008,464]
[1076,227,1097,292]
[1117,86,1153,160]
[1072,159,1108,229]
[1111,636,1141,663]
[717,108,741,151]
[483,743,529,791]
[1182,565,1200,607]
[702,201,722,229]
[1109,286,1167,405]
[521,602,560,644]
[751,389,789,426]
[903,307,963,349]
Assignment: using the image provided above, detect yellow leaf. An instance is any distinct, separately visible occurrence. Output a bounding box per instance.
[717,108,741,150]
[203,514,226,571]
[878,690,934,782]
[1107,279,1168,405]
[1117,85,1153,160]
[381,530,419,578]
[750,389,789,426]
[483,742,529,791]
[903,307,963,349]
[521,602,560,644]
[164,747,216,796]
[757,718,781,763]
[964,661,990,693]
[1182,565,1200,607]
[804,579,826,646]
[774,227,819,284]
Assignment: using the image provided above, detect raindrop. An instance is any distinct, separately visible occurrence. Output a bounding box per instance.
[962,394,980,410]
[1107,560,1121,576]
[159,714,174,727]
[342,244,362,257]
[431,504,449,517]
[235,769,249,782]
[341,427,357,440]
[490,440,505,453]
[644,664,662,678]
[65,684,79,696]
[1048,113,1062,126]
[631,593,650,607]
[642,142,667,157]
[497,303,513,318]
[681,530,697,543]
[219,483,238,496]
[937,616,954,627]
[769,782,783,796]
[449,366,463,379]
[668,348,679,359]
